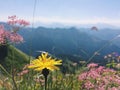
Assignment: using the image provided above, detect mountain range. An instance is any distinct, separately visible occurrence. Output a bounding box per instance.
[16,26,120,64]
[1,21,120,64]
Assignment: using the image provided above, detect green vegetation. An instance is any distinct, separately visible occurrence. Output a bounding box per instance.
[0,45,30,71]
[0,46,120,90]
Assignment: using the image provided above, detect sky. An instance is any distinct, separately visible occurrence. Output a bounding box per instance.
[0,0,120,27]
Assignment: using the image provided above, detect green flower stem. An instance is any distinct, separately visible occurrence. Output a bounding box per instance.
[12,68,18,90]
[45,75,47,90]
[11,44,18,90]
[42,68,49,90]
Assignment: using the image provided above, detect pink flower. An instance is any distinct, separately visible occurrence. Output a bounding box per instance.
[84,81,94,89]
[17,19,30,26]
[22,70,29,74]
[87,63,98,68]
[17,69,29,76]
[78,63,120,89]
[0,15,29,45]
[96,66,105,74]
[97,86,105,90]
[8,15,30,26]
[9,33,23,43]
[0,25,10,44]
[8,15,17,25]
[88,70,101,79]
[8,15,17,20]
[108,87,118,90]
[78,72,87,80]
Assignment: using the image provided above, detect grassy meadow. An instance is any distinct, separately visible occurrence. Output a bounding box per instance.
[0,16,120,90]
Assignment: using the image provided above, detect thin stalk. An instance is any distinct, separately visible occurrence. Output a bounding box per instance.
[12,68,18,90]
[0,64,11,77]
[83,36,119,67]
[44,75,47,90]
[11,44,18,90]
[42,68,49,90]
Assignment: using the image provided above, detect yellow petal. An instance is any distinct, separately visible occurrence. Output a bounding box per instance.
[34,67,45,71]
[28,52,62,71]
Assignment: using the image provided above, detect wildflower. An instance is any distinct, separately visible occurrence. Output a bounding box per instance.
[79,60,86,64]
[78,72,87,80]
[34,78,45,83]
[108,54,112,57]
[88,70,100,79]
[17,19,29,26]
[72,63,77,66]
[96,66,105,74]
[84,81,94,89]
[28,52,62,71]
[117,56,120,62]
[65,74,70,77]
[17,69,29,76]
[28,52,62,90]
[17,64,30,76]
[0,15,29,45]
[8,15,29,26]
[115,63,120,69]
[78,63,120,90]
[104,55,107,59]
[0,25,9,44]
[87,63,98,68]
[9,33,23,43]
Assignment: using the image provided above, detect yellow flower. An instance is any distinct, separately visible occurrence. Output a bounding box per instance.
[28,52,62,71]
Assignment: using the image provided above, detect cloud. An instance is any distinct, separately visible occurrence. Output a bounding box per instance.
[27,16,120,26]
[0,16,8,22]
[1,15,120,27]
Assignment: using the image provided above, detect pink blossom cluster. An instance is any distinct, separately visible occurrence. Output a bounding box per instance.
[9,33,23,43]
[17,69,29,76]
[17,64,29,76]
[8,15,29,26]
[0,25,7,44]
[87,63,98,68]
[78,63,120,90]
[0,25,10,44]
[0,15,29,44]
